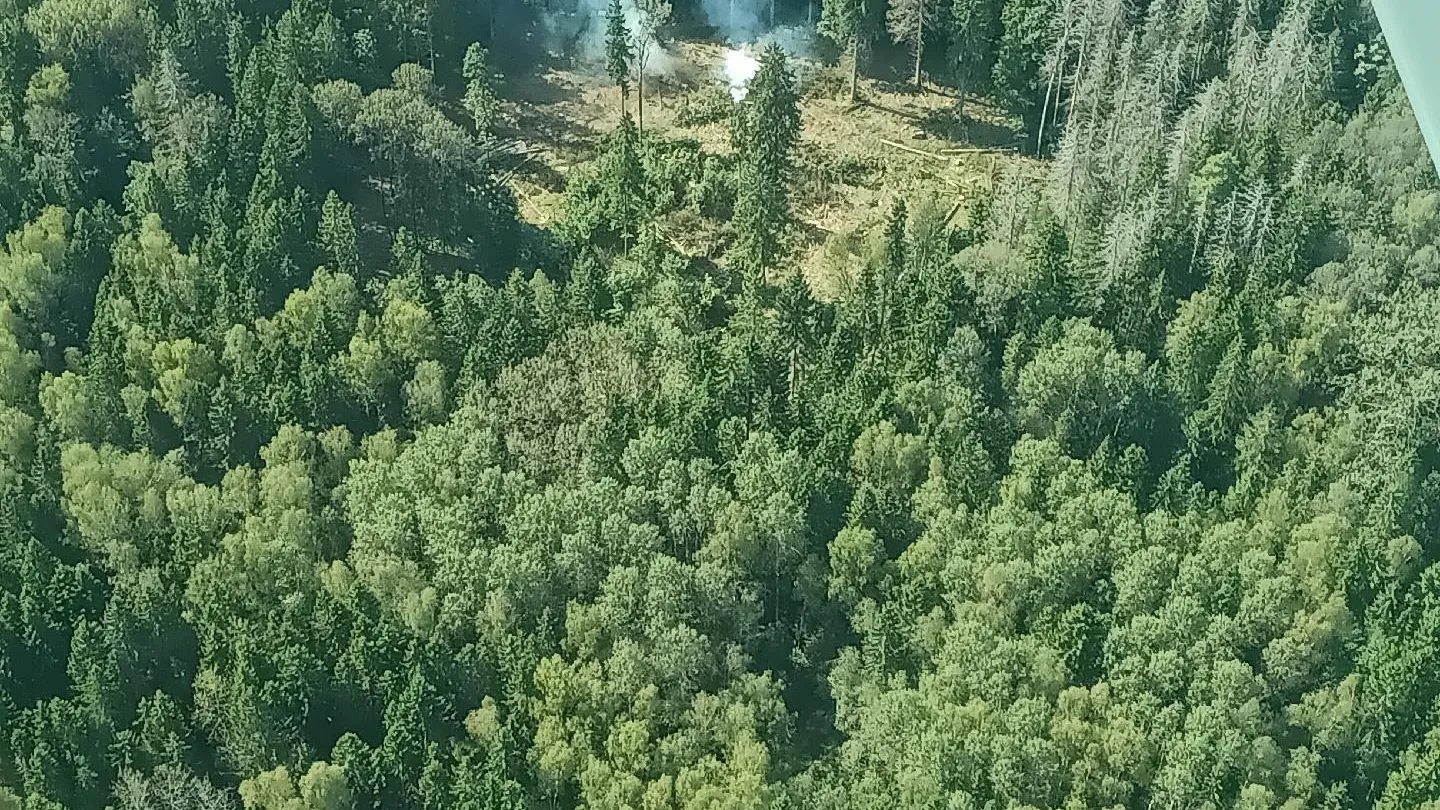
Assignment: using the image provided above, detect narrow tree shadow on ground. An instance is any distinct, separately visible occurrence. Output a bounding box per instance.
[858,98,925,122]
[918,106,1024,150]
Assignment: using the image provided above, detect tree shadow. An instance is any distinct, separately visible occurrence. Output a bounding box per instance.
[497,65,583,108]
[857,96,1021,152]
[858,97,925,122]
[793,217,831,246]
[501,107,600,152]
[864,43,925,90]
[507,157,567,193]
[497,68,600,154]
[917,106,1025,150]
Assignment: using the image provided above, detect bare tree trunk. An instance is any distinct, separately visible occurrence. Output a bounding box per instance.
[849,38,859,102]
[638,72,645,130]
[426,0,436,72]
[1037,13,1071,157]
[913,34,922,89]
[1037,71,1055,156]
[1037,60,1064,157]
[770,0,775,27]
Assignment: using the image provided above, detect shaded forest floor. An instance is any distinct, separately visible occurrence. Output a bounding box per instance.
[494,38,1038,297]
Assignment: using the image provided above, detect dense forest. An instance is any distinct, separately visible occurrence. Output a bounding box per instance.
[1,0,1439,805]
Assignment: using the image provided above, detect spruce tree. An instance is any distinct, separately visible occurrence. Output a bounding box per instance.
[819,0,864,101]
[319,190,360,277]
[603,113,648,247]
[605,0,633,114]
[731,44,799,286]
[887,0,936,89]
[876,198,906,356]
[948,0,999,118]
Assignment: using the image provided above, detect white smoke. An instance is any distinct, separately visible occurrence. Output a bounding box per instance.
[723,46,760,100]
[549,0,678,78]
[755,24,818,59]
[705,0,766,43]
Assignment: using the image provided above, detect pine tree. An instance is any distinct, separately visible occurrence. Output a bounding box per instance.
[461,43,500,135]
[731,44,800,285]
[605,0,633,114]
[887,0,937,89]
[319,191,360,277]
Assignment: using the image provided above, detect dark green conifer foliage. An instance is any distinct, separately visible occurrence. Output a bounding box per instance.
[731,44,799,287]
[0,2,1436,810]
[461,43,499,135]
[605,0,633,114]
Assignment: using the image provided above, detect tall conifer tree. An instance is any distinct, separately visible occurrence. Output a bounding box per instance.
[731,44,799,286]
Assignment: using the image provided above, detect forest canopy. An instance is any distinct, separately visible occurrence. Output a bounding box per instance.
[1,0,1439,808]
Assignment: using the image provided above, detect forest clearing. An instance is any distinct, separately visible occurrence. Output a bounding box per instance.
[496,37,1026,295]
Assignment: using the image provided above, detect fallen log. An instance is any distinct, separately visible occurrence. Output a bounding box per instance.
[938,146,1019,155]
[942,198,965,227]
[878,138,948,161]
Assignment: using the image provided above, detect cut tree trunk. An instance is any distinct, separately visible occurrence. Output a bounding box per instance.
[879,138,945,159]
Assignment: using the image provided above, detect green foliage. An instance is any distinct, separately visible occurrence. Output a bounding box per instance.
[23,0,147,77]
[991,0,1052,144]
[0,2,1435,810]
[605,0,633,104]
[731,44,800,283]
[1014,318,1148,456]
[239,763,352,810]
[673,84,734,127]
[461,43,500,136]
[948,0,999,100]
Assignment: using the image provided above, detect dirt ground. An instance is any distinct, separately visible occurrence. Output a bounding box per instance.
[494,38,1038,297]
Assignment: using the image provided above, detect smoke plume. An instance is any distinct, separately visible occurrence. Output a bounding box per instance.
[723,46,760,99]
[544,0,679,77]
